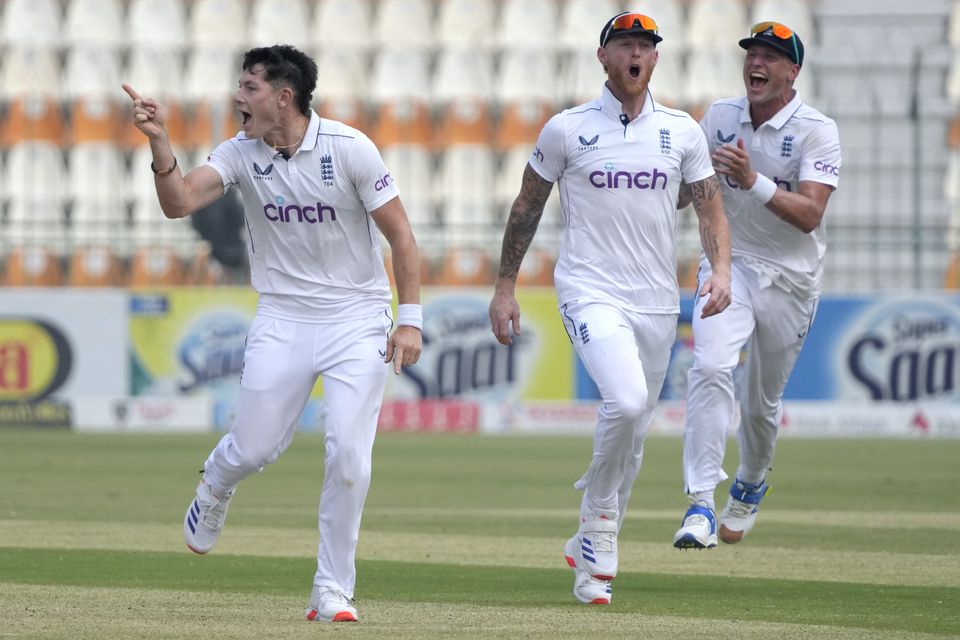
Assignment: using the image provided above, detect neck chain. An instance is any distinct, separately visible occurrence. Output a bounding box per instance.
[271,120,308,151]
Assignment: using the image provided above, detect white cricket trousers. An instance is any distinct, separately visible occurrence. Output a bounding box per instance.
[683,260,818,494]
[202,310,392,598]
[561,301,677,529]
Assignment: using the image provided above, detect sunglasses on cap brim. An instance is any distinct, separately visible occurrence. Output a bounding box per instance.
[601,13,659,47]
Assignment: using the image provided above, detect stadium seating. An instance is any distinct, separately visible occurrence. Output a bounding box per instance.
[63,46,122,102]
[68,246,126,287]
[128,246,187,286]
[189,0,248,50]
[0,0,62,48]
[64,0,124,50]
[496,49,559,106]
[248,0,311,50]
[436,0,496,50]
[560,0,619,51]
[0,0,952,290]
[641,0,688,51]
[432,48,495,105]
[375,98,437,233]
[184,48,240,105]
[687,0,750,49]
[436,246,493,286]
[370,48,431,104]
[311,0,373,52]
[0,45,61,99]
[497,0,559,52]
[126,0,188,52]
[516,248,555,287]
[3,247,64,286]
[375,0,435,51]
[750,0,815,44]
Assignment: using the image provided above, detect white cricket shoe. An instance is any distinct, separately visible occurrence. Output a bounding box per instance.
[564,536,612,604]
[183,480,234,555]
[306,587,359,622]
[672,504,718,550]
[571,518,618,580]
[719,478,770,544]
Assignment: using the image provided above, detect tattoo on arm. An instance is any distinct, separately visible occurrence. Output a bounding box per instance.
[498,164,552,281]
[690,174,725,267]
[689,174,721,212]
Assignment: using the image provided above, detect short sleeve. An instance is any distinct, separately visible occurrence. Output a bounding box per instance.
[680,120,715,185]
[529,113,566,183]
[205,139,241,190]
[799,120,841,189]
[344,132,399,213]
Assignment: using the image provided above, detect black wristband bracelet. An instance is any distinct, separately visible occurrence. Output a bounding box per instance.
[151,157,178,176]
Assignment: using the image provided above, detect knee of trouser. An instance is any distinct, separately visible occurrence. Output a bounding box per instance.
[689,357,736,382]
[610,386,649,423]
[325,446,372,487]
[232,439,282,472]
[740,397,779,430]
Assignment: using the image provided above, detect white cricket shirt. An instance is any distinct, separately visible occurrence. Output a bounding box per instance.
[206,110,398,322]
[531,85,714,313]
[699,93,841,297]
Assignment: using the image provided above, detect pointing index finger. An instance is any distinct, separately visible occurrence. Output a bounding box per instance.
[121,84,142,103]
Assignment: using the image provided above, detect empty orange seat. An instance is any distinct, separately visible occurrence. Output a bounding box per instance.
[3,246,64,286]
[0,96,65,147]
[68,246,125,287]
[316,98,369,133]
[373,99,433,149]
[68,97,124,144]
[436,247,492,286]
[129,246,186,286]
[516,248,555,287]
[495,101,553,151]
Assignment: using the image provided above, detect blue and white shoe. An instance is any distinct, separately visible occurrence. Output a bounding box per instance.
[672,503,718,550]
[564,536,612,604]
[719,478,769,544]
[183,480,234,555]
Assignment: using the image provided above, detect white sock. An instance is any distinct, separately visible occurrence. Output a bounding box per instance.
[690,491,715,512]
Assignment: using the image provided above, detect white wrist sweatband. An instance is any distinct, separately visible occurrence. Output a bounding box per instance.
[748,173,778,205]
[396,304,423,330]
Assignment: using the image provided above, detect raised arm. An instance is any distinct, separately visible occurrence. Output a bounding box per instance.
[712,139,833,233]
[688,174,732,318]
[488,164,553,345]
[123,84,224,219]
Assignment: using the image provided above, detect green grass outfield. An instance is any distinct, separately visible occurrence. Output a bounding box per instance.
[0,429,957,639]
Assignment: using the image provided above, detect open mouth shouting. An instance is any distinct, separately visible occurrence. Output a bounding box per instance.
[749,72,768,90]
[238,107,252,128]
[629,64,641,79]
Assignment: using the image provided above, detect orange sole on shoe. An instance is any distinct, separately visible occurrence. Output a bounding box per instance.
[719,524,744,544]
[306,610,358,622]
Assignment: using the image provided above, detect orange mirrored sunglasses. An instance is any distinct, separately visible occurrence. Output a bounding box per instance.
[751,21,794,39]
[749,21,799,62]
[602,13,659,46]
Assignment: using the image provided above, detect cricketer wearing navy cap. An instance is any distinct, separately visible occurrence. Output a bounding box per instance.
[739,21,805,66]
[491,8,731,608]
[673,18,841,553]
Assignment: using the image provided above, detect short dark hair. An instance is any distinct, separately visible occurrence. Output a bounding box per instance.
[241,45,318,115]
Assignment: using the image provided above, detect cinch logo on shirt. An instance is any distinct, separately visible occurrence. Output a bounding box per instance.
[814,160,840,176]
[588,167,669,190]
[375,172,393,191]
[263,195,337,224]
